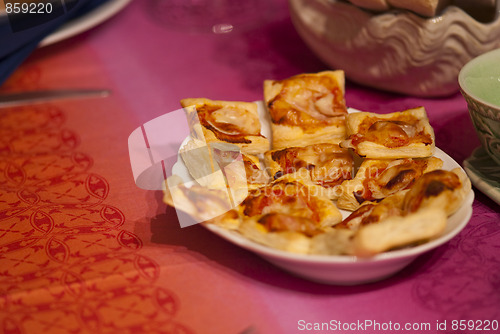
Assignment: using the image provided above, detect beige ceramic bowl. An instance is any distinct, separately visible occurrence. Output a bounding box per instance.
[459,48,500,165]
[289,0,500,97]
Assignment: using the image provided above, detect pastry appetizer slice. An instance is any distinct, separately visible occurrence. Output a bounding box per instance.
[264,143,353,199]
[336,190,408,232]
[209,142,249,207]
[163,175,237,227]
[353,208,447,257]
[347,0,451,17]
[309,228,356,256]
[264,71,348,149]
[180,138,218,188]
[347,0,389,11]
[340,107,435,159]
[211,143,271,191]
[238,173,343,254]
[242,153,271,190]
[336,188,447,256]
[387,0,451,18]
[180,140,245,195]
[344,168,471,256]
[181,98,270,155]
[403,168,472,217]
[337,156,443,211]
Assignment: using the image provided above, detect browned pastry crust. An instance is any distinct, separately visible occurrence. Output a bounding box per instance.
[181,98,270,155]
[264,70,348,149]
[337,156,443,211]
[340,107,435,159]
[402,168,471,217]
[264,143,353,199]
[237,173,343,253]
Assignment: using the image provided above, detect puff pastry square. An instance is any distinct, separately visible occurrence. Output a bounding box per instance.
[340,107,435,159]
[336,190,408,231]
[263,143,353,199]
[339,190,448,257]
[181,98,270,155]
[263,70,348,149]
[237,172,343,254]
[403,168,471,217]
[337,156,443,211]
[353,208,447,257]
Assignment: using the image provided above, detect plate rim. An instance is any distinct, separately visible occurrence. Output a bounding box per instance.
[39,0,132,47]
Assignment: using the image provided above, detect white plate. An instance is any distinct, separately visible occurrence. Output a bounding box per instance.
[174,102,475,285]
[39,0,132,47]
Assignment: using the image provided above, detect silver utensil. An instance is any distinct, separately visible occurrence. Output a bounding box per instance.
[0,89,111,107]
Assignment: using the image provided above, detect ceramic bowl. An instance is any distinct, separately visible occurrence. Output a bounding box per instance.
[288,0,500,97]
[459,48,500,166]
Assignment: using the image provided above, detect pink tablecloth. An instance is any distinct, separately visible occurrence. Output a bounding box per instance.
[0,1,499,333]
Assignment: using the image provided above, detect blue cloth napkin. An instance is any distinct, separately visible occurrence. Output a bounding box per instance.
[0,0,109,86]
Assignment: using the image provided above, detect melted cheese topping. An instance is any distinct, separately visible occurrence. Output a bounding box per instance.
[271,144,353,187]
[403,169,462,213]
[258,213,321,237]
[356,159,429,203]
[338,200,404,232]
[268,74,347,131]
[196,104,261,142]
[242,180,321,222]
[348,115,432,149]
[210,107,261,135]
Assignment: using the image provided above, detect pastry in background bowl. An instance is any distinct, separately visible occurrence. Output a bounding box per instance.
[288,0,500,97]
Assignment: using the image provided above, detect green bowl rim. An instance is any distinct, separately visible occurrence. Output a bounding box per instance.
[458,48,500,112]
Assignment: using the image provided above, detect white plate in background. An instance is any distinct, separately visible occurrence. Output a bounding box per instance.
[39,0,132,47]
